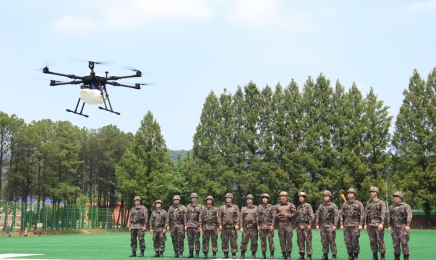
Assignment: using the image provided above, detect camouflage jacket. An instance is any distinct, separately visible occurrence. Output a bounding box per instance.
[218,204,240,228]
[295,203,315,229]
[258,203,276,229]
[168,204,187,228]
[150,209,169,232]
[274,202,296,222]
[315,202,338,228]
[340,200,365,227]
[130,205,148,229]
[365,199,386,226]
[240,205,259,228]
[199,205,219,230]
[389,202,412,228]
[186,203,203,228]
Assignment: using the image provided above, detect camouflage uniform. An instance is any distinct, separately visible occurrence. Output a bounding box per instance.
[150,205,169,253]
[258,200,276,254]
[315,200,339,255]
[275,195,297,255]
[240,202,259,254]
[199,199,219,254]
[340,199,364,255]
[295,200,315,256]
[169,200,187,254]
[389,192,412,258]
[218,195,240,254]
[130,202,149,252]
[187,200,203,253]
[365,192,386,256]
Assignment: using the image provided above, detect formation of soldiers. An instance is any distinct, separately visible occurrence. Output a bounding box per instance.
[129,188,412,260]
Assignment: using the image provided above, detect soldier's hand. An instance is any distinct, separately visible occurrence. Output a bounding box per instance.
[143,227,147,231]
[240,228,244,233]
[185,226,188,231]
[307,225,312,231]
[217,228,220,233]
[257,226,260,232]
[150,229,153,234]
[129,227,131,232]
[332,226,337,231]
[269,226,274,232]
[377,224,383,231]
[358,225,362,231]
[340,225,344,230]
[405,226,410,232]
[364,225,367,230]
[235,225,239,230]
[219,226,223,231]
[199,228,203,233]
[295,227,298,231]
[167,227,170,232]
[316,225,320,231]
[388,227,392,232]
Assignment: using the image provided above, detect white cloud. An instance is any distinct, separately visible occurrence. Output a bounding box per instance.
[52,16,99,36]
[406,0,436,11]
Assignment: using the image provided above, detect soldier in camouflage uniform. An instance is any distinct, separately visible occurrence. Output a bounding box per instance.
[199,196,220,259]
[295,192,315,260]
[150,200,169,258]
[340,188,364,260]
[257,193,276,260]
[315,190,338,260]
[274,191,296,260]
[388,191,412,260]
[218,193,240,259]
[239,194,259,259]
[169,195,187,258]
[129,196,149,257]
[187,193,203,258]
[364,187,386,260]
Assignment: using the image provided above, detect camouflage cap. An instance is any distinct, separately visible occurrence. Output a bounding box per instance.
[246,194,254,200]
[347,188,357,195]
[225,193,233,198]
[155,200,163,204]
[206,195,214,202]
[298,192,307,197]
[323,190,332,197]
[261,193,270,199]
[133,196,141,201]
[279,191,288,196]
[369,187,380,194]
[190,193,199,198]
[393,191,404,200]
[173,195,181,200]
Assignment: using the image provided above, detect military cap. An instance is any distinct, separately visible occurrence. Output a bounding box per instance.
[206,195,214,201]
[369,187,379,194]
[133,196,141,201]
[393,191,404,200]
[246,194,254,200]
[225,193,233,198]
[261,193,270,199]
[173,195,181,200]
[347,188,357,195]
[279,191,288,196]
[155,200,163,204]
[322,190,332,197]
[298,192,307,197]
[191,193,199,198]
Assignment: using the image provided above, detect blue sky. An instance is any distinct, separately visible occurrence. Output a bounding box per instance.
[1,0,435,150]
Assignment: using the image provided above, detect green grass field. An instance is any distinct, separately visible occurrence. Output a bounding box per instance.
[0,230,432,259]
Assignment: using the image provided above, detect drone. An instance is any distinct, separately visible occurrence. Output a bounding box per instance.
[42,61,146,117]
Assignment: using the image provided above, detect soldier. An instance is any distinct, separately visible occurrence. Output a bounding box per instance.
[218,193,240,259]
[364,187,386,260]
[199,196,220,259]
[388,191,412,260]
[258,193,276,260]
[315,190,338,260]
[187,193,203,258]
[129,196,149,257]
[168,195,187,258]
[295,192,315,260]
[340,188,364,260]
[240,194,259,259]
[150,200,169,258]
[274,191,296,260]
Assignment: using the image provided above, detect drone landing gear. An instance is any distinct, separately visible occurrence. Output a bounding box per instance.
[98,86,120,115]
[98,106,120,115]
[66,98,89,118]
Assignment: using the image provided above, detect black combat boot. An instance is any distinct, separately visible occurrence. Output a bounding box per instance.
[270,251,274,260]
[196,251,200,259]
[394,254,400,260]
[213,252,217,259]
[286,251,291,260]
[370,252,378,260]
[261,251,266,259]
[281,252,287,260]
[305,255,312,260]
[204,253,208,259]
[380,254,385,260]
[297,252,305,260]
[404,255,409,260]
[331,254,336,260]
[353,253,358,260]
[139,250,144,257]
[130,251,137,257]
[174,251,180,258]
[240,251,246,259]
[160,251,164,258]
[232,253,237,259]
[318,253,328,260]
[187,250,194,258]
[180,252,184,258]
[252,251,256,259]
[222,252,229,259]
[153,251,160,258]
[346,253,353,260]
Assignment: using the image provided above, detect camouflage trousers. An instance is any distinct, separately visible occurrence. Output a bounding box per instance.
[297,227,313,255]
[391,226,410,255]
[259,229,275,252]
[367,226,385,254]
[202,229,218,253]
[278,221,293,252]
[187,227,201,251]
[320,227,337,254]
[240,227,258,252]
[131,228,145,251]
[221,228,238,253]
[343,226,360,254]
[171,226,185,251]
[152,231,167,251]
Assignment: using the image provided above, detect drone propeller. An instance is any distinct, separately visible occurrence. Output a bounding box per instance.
[33,61,58,71]
[69,57,111,65]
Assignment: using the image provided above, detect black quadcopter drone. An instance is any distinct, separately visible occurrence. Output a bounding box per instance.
[42,61,146,117]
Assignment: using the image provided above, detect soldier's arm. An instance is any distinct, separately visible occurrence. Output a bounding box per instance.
[309,204,315,223]
[339,203,344,226]
[359,201,365,226]
[165,211,170,228]
[406,204,412,227]
[271,205,276,227]
[235,205,240,227]
[255,206,260,226]
[183,206,188,227]
[217,206,223,226]
[380,201,386,226]
[144,208,149,229]
[239,207,244,229]
[289,204,297,218]
[198,209,203,227]
[333,204,339,228]
[314,205,320,226]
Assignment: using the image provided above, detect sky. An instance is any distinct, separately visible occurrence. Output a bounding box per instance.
[0,0,435,150]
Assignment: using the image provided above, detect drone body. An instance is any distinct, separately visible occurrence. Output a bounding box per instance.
[43,61,145,117]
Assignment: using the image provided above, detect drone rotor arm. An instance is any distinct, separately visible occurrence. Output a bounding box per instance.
[50,80,84,86]
[107,71,142,81]
[43,68,84,80]
[106,81,141,89]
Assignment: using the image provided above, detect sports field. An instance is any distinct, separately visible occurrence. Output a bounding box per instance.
[0,230,432,259]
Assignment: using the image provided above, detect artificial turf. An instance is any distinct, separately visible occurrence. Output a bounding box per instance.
[0,230,432,259]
